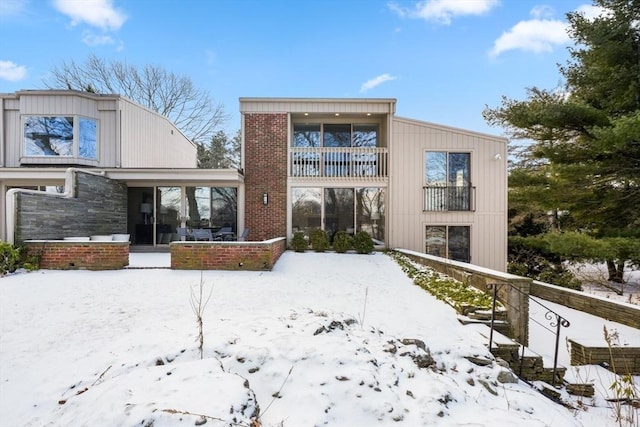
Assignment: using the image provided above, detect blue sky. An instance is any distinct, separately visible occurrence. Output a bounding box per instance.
[0,0,600,137]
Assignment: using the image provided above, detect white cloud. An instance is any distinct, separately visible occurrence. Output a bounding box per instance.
[0,0,28,18]
[360,74,397,93]
[53,0,126,31]
[0,60,27,81]
[530,5,554,19]
[575,4,608,20]
[82,31,115,46]
[389,0,499,25]
[489,18,570,57]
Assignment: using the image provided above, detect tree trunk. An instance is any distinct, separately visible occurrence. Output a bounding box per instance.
[606,259,624,283]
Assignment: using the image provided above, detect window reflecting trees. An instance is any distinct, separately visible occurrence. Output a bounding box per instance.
[292,187,385,243]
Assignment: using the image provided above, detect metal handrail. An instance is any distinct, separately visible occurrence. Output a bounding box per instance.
[488,283,570,387]
[423,185,476,211]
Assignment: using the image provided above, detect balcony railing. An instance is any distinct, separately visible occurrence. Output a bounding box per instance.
[423,185,475,211]
[291,147,388,179]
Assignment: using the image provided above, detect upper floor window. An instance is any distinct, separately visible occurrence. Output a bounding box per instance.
[293,123,378,147]
[424,152,473,211]
[23,116,97,160]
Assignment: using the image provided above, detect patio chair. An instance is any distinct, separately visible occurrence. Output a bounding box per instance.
[213,226,234,241]
[176,227,192,241]
[192,228,214,241]
[238,228,250,241]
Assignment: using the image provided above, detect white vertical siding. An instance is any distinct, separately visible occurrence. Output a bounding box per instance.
[0,91,197,169]
[119,98,196,168]
[389,117,507,271]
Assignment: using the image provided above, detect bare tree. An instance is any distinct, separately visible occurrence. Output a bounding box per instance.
[44,54,227,145]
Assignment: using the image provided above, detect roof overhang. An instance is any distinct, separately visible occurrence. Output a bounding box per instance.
[0,167,244,185]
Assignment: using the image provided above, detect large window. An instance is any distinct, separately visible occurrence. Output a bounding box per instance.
[292,187,385,243]
[425,225,470,263]
[293,123,378,148]
[292,188,322,235]
[292,123,380,178]
[424,152,472,211]
[186,187,237,231]
[23,116,98,160]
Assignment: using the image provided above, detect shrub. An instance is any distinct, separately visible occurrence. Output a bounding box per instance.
[310,229,329,252]
[353,231,374,254]
[0,242,21,275]
[290,231,308,252]
[332,231,352,253]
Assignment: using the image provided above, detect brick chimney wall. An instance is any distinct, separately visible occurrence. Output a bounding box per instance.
[244,113,288,241]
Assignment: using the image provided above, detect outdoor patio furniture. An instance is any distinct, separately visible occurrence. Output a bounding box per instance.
[176,227,191,241]
[238,228,250,241]
[192,228,214,241]
[213,226,235,241]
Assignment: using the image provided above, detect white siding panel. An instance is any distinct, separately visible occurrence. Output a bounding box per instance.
[119,99,196,168]
[2,92,196,169]
[389,117,507,271]
[240,98,396,115]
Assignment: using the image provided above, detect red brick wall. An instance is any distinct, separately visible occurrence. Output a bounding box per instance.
[170,238,287,270]
[24,242,129,270]
[244,113,288,241]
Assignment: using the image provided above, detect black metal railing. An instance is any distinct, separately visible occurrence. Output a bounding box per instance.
[488,283,570,387]
[423,185,475,211]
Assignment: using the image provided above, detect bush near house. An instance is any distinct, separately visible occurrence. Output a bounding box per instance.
[332,231,352,253]
[0,242,20,275]
[0,242,39,275]
[310,229,330,252]
[290,232,308,252]
[353,231,374,254]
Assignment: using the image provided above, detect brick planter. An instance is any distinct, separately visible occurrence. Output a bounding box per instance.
[170,237,287,270]
[24,240,129,270]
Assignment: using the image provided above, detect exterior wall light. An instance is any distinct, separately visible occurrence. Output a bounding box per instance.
[263,193,268,205]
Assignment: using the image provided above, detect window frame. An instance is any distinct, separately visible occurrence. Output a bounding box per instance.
[423,151,473,212]
[21,115,99,165]
[424,224,471,263]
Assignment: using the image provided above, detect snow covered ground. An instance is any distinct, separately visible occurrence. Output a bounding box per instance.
[0,251,637,426]
[569,263,640,306]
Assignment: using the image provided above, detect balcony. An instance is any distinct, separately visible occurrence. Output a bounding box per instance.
[291,147,388,179]
[423,185,476,211]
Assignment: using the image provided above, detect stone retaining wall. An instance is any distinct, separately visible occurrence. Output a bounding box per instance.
[15,170,127,243]
[530,280,640,329]
[24,241,129,270]
[170,237,287,270]
[398,249,531,346]
[568,339,640,375]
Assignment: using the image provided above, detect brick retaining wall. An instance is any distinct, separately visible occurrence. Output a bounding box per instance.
[531,280,640,329]
[170,237,287,270]
[24,241,129,270]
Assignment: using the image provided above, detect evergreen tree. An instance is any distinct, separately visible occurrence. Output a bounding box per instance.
[197,130,241,169]
[484,0,640,282]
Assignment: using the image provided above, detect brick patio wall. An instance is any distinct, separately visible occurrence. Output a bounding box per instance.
[23,241,129,270]
[243,113,288,241]
[170,237,287,270]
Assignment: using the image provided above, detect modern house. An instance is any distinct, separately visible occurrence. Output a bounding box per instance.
[240,98,507,271]
[1,91,507,271]
[0,90,244,246]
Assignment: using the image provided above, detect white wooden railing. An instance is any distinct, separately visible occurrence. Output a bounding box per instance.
[290,147,388,179]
